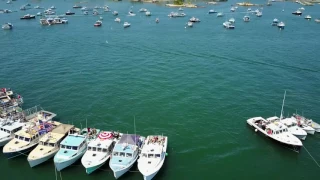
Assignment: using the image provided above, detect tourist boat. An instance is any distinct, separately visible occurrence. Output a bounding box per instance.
[266,117,307,140]
[0,88,23,110]
[27,124,78,167]
[139,8,148,12]
[178,7,183,11]
[146,11,152,16]
[138,135,168,180]
[3,120,60,159]
[94,20,102,27]
[216,12,224,17]
[243,15,250,22]
[114,18,121,23]
[113,11,118,16]
[128,12,136,16]
[228,18,235,24]
[54,128,100,171]
[230,7,236,12]
[73,5,82,8]
[2,23,13,30]
[187,21,193,27]
[247,117,302,152]
[109,134,145,179]
[292,10,302,15]
[155,18,159,23]
[208,9,217,14]
[123,22,131,28]
[305,15,312,20]
[256,11,262,17]
[189,17,200,22]
[293,114,320,133]
[277,21,285,29]
[81,131,122,174]
[65,10,75,15]
[83,11,89,15]
[271,18,279,26]
[223,21,235,29]
[0,119,25,146]
[315,19,320,23]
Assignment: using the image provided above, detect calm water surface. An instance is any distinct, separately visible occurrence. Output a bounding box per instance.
[1,0,320,179]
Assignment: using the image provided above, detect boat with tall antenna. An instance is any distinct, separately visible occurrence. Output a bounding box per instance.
[246,91,303,152]
[138,135,168,180]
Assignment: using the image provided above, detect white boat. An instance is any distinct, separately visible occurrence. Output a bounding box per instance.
[230,7,235,12]
[83,11,89,15]
[123,22,131,28]
[53,18,68,24]
[266,117,307,140]
[271,18,279,26]
[223,21,235,29]
[2,23,13,30]
[7,1,12,4]
[256,11,263,17]
[27,124,77,167]
[36,12,42,16]
[155,18,159,23]
[0,119,24,146]
[292,10,302,15]
[54,128,100,171]
[20,6,26,10]
[277,21,285,29]
[293,114,320,133]
[3,9,12,13]
[139,8,148,12]
[109,134,145,179]
[305,15,312,20]
[315,19,320,23]
[189,17,200,22]
[187,21,193,27]
[299,7,305,11]
[3,120,60,159]
[178,7,183,11]
[208,9,217,14]
[81,131,122,174]
[128,12,136,16]
[113,11,118,16]
[114,18,121,23]
[247,117,302,152]
[34,6,43,9]
[228,18,235,24]
[138,135,168,180]
[146,11,152,16]
[243,15,250,22]
[50,6,56,9]
[216,12,224,17]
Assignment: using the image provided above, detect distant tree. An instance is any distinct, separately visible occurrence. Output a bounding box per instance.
[173,0,184,5]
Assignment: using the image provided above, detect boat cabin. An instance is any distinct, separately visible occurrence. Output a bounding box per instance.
[14,129,39,143]
[265,122,289,135]
[60,134,86,151]
[0,122,24,136]
[87,138,115,153]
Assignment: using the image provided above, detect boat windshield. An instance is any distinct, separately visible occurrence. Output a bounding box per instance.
[142,153,147,158]
[24,137,30,142]
[155,154,161,158]
[102,148,107,152]
[148,154,154,158]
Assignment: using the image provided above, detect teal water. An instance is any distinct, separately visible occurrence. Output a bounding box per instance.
[1,0,320,179]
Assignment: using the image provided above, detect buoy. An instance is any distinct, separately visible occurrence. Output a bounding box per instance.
[165,153,168,156]
[255,129,258,132]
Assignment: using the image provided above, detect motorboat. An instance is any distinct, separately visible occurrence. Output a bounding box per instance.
[230,7,236,12]
[189,17,200,22]
[83,11,89,15]
[103,6,110,12]
[20,14,36,20]
[3,120,60,159]
[223,21,235,29]
[208,9,217,14]
[292,10,302,15]
[114,18,121,23]
[271,18,279,26]
[109,134,145,179]
[123,22,131,28]
[155,18,159,23]
[139,8,148,12]
[44,9,55,15]
[305,15,312,20]
[65,10,75,15]
[293,114,320,133]
[81,131,122,174]
[50,6,56,9]
[100,16,103,20]
[299,7,305,11]
[34,6,43,9]
[138,135,168,180]
[73,5,82,8]
[36,12,42,16]
[53,18,68,24]
[247,117,302,152]
[0,120,25,146]
[27,124,77,167]
[243,15,250,22]
[187,21,193,27]
[0,88,23,110]
[277,21,285,29]
[94,20,102,27]
[128,12,136,16]
[216,12,224,17]
[2,23,13,30]
[3,9,12,13]
[256,11,262,17]
[94,6,103,9]
[113,11,118,16]
[146,11,152,16]
[54,128,100,171]
[228,18,235,24]
[20,6,27,10]
[93,11,100,16]
[315,19,320,23]
[266,117,307,140]
[6,0,11,4]
[247,8,252,12]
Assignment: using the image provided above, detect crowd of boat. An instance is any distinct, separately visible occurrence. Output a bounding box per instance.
[246,91,320,153]
[2,1,320,30]
[0,88,168,180]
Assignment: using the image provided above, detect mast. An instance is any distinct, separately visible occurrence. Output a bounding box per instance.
[280,90,286,120]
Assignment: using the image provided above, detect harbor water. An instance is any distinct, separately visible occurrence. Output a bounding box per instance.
[1,0,320,179]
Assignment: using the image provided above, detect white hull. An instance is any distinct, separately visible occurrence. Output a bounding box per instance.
[143,170,159,180]
[293,134,306,141]
[303,128,315,135]
[28,151,56,167]
[113,164,133,179]
[54,150,85,171]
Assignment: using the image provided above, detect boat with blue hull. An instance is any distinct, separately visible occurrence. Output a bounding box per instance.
[54,128,99,171]
[109,134,145,179]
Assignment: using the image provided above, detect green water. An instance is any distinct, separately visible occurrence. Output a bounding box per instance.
[1,0,320,179]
